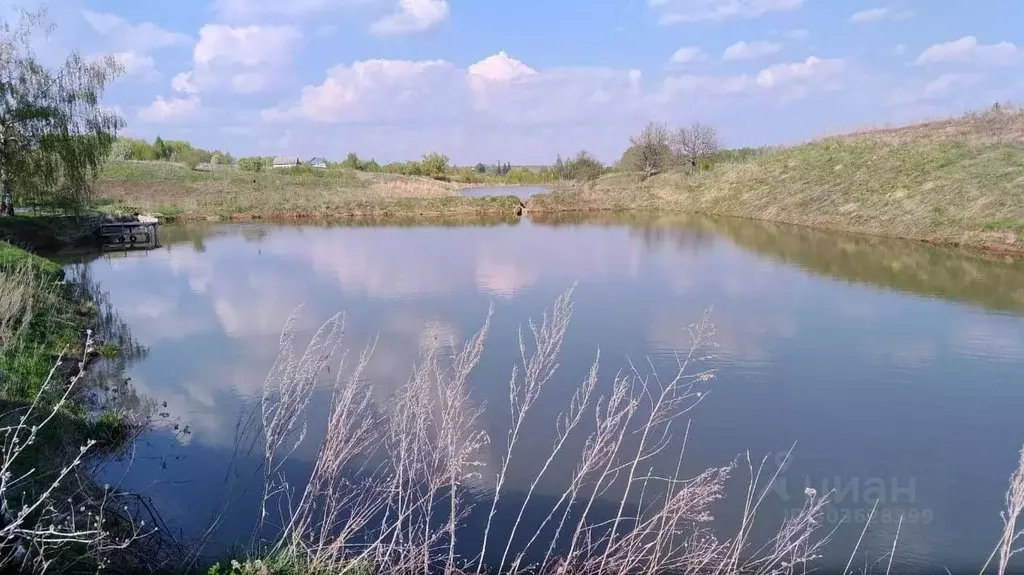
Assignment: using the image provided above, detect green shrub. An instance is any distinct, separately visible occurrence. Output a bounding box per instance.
[238,157,264,173]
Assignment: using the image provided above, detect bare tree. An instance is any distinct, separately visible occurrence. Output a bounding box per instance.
[627,121,673,178]
[673,122,720,171]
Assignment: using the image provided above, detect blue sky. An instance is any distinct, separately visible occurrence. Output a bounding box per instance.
[24,0,1024,164]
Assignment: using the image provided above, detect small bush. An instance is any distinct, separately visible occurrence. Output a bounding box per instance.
[238,157,264,173]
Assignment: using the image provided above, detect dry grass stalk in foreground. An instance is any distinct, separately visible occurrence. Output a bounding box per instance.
[250,290,838,574]
[0,332,154,572]
[980,446,1024,575]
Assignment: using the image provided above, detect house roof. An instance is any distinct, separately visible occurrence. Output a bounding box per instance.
[308,157,328,164]
[272,156,299,165]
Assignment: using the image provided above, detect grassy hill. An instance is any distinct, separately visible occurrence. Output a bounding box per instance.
[530,106,1024,253]
[95,160,522,221]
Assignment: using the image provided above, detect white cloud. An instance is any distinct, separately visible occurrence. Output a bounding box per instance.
[80,10,190,52]
[924,73,983,97]
[111,51,158,79]
[371,0,450,36]
[650,0,805,25]
[266,53,644,128]
[662,74,757,97]
[467,51,537,82]
[669,46,708,64]
[660,55,848,110]
[884,71,987,108]
[170,25,303,95]
[755,56,845,88]
[265,59,458,123]
[231,73,270,93]
[194,25,302,66]
[89,51,158,80]
[723,40,782,61]
[138,96,201,123]
[849,7,903,23]
[172,71,199,95]
[915,36,1021,67]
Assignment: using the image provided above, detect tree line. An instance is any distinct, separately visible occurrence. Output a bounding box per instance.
[108,136,234,171]
[0,1,761,214]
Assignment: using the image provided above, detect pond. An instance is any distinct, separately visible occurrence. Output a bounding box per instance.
[74,213,1024,572]
[460,185,550,199]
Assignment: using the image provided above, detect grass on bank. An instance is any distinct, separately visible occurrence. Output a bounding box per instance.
[96,160,524,221]
[0,242,155,572]
[531,106,1024,252]
[530,211,1024,313]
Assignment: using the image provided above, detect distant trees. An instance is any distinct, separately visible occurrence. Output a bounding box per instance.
[420,153,450,178]
[615,121,723,177]
[0,7,124,211]
[672,122,720,170]
[553,155,567,180]
[341,152,362,170]
[625,121,673,178]
[474,162,486,174]
[153,136,170,160]
[564,151,605,181]
[210,151,234,166]
[237,157,264,172]
[108,135,217,170]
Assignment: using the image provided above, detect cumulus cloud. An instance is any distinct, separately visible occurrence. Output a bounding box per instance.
[170,25,303,95]
[723,41,782,61]
[923,73,982,99]
[915,36,1022,67]
[663,56,846,101]
[755,56,845,88]
[886,72,985,107]
[669,46,708,64]
[88,51,159,80]
[81,10,191,52]
[112,51,157,76]
[172,71,199,95]
[371,0,450,36]
[138,96,201,123]
[194,25,302,66]
[264,59,459,123]
[650,0,805,25]
[265,52,645,128]
[849,7,912,23]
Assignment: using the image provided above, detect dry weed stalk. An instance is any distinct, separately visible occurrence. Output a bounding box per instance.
[980,446,1024,575]
[252,291,836,575]
[0,331,153,571]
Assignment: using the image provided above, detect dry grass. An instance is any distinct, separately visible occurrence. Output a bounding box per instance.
[220,290,1024,575]
[0,264,38,348]
[95,161,522,221]
[531,106,1024,253]
[830,103,1024,147]
[227,291,841,575]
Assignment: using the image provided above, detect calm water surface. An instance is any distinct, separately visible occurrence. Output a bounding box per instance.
[76,213,1024,572]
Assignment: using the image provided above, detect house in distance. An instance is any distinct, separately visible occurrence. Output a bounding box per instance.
[308,157,328,169]
[272,156,300,169]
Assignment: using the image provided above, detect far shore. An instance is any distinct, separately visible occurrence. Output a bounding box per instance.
[88,106,1024,256]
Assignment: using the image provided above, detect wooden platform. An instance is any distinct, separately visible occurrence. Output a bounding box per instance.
[96,219,160,250]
